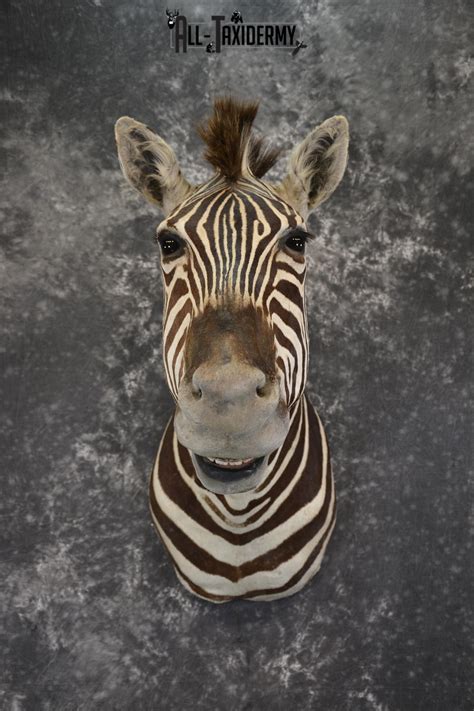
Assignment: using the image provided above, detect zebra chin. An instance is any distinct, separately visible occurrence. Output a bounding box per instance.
[173,405,290,494]
[190,453,270,495]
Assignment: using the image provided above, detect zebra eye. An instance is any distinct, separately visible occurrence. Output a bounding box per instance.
[156,231,184,257]
[285,232,307,254]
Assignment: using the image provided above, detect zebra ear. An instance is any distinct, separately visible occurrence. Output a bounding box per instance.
[276,116,349,216]
[115,117,194,214]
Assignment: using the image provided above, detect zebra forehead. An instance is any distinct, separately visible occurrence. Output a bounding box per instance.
[166,178,304,237]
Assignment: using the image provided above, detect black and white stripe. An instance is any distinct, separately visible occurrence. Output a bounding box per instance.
[151,176,333,601]
[115,97,349,602]
[161,177,308,409]
[150,394,335,602]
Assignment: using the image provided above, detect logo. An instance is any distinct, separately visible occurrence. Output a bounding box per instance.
[166,9,307,56]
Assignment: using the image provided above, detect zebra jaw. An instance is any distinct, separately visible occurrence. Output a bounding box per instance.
[190,452,269,494]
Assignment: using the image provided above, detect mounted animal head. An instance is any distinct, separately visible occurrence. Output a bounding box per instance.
[115,97,349,494]
[166,8,180,29]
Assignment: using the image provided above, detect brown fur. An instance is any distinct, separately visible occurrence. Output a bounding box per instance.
[196,96,281,181]
[183,304,277,383]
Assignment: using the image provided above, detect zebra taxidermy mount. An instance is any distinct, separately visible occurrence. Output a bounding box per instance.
[115,97,349,602]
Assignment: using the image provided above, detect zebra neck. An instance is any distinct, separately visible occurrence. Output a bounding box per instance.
[149,394,334,600]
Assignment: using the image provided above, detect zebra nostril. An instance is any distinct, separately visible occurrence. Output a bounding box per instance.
[256,376,276,398]
[256,381,273,398]
[192,387,202,400]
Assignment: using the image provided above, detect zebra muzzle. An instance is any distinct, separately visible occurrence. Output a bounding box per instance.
[191,452,268,494]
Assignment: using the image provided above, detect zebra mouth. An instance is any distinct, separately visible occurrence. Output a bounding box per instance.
[191,453,267,494]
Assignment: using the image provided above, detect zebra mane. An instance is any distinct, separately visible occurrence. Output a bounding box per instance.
[196,96,281,181]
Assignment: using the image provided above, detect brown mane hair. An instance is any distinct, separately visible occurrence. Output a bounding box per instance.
[196,96,281,181]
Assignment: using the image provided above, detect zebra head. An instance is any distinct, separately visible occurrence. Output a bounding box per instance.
[115,98,349,494]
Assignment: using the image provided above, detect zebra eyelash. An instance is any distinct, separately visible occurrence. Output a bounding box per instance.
[280,228,315,256]
[283,228,315,241]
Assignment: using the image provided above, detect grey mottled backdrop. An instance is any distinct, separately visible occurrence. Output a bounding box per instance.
[1,1,472,709]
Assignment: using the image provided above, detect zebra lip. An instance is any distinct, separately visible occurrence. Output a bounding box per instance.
[203,456,256,470]
[195,454,265,482]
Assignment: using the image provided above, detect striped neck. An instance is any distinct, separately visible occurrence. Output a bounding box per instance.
[149,392,335,601]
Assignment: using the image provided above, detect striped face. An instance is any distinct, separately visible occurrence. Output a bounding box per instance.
[157,175,311,414]
[115,99,349,494]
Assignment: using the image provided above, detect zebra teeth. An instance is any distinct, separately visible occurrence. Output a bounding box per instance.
[204,456,255,470]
